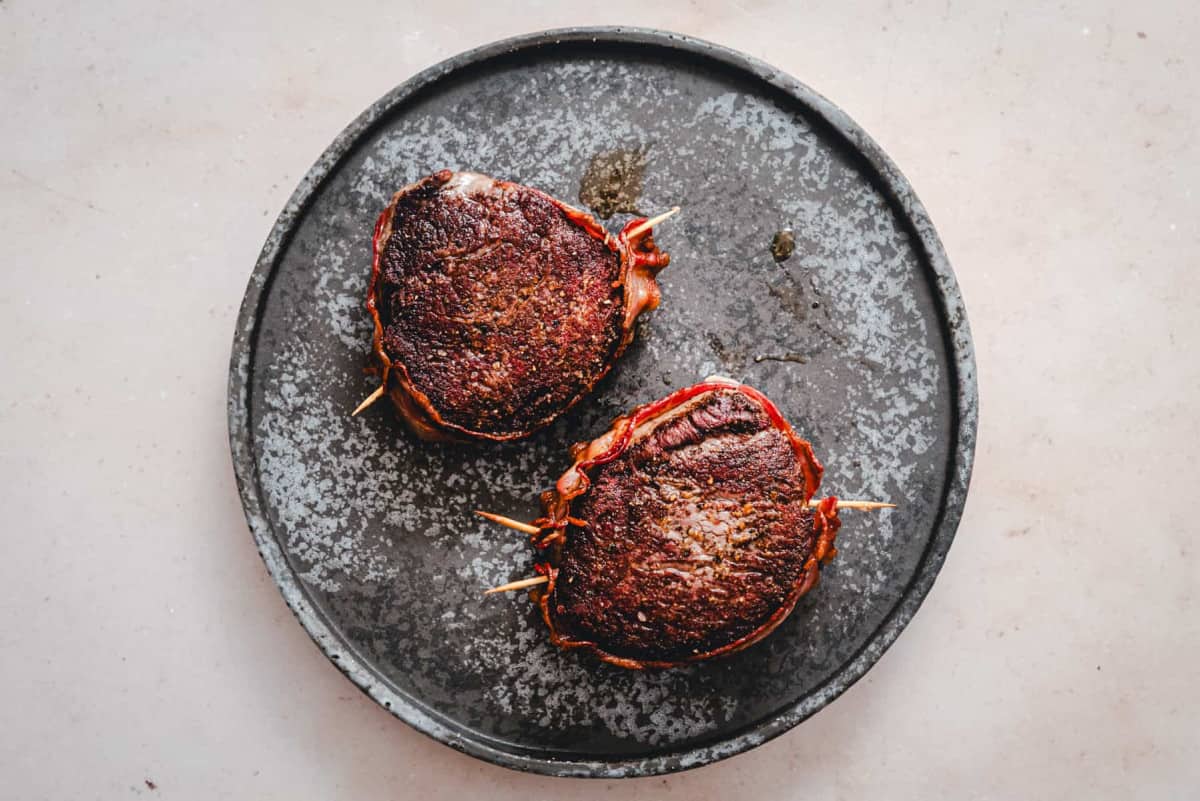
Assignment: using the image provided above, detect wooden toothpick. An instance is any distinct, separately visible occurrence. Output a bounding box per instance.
[813,499,897,511]
[625,206,680,240]
[476,510,541,535]
[352,385,385,417]
[484,575,549,595]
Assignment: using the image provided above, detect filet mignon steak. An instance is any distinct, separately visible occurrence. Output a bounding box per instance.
[530,379,842,669]
[366,170,670,441]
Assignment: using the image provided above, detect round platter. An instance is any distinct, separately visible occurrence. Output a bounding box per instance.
[228,27,976,778]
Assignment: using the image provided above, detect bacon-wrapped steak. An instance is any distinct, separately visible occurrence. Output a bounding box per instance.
[365,170,670,441]
[524,379,842,669]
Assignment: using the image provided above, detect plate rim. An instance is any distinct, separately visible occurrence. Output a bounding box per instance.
[227,25,978,779]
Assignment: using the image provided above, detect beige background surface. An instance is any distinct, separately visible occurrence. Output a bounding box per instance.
[2,1,1197,798]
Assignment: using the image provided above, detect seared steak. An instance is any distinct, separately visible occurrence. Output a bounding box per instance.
[365,170,670,441]
[529,379,841,669]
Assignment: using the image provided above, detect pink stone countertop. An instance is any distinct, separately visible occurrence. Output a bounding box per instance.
[2,1,1196,798]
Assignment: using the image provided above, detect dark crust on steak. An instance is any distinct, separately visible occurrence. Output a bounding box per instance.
[365,170,669,441]
[529,381,840,669]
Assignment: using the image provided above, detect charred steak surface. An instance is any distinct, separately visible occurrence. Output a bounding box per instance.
[368,170,667,440]
[532,381,839,669]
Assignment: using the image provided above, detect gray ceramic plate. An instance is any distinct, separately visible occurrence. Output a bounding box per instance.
[228,27,976,777]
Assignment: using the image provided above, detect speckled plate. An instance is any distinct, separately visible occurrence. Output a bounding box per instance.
[228,27,976,778]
